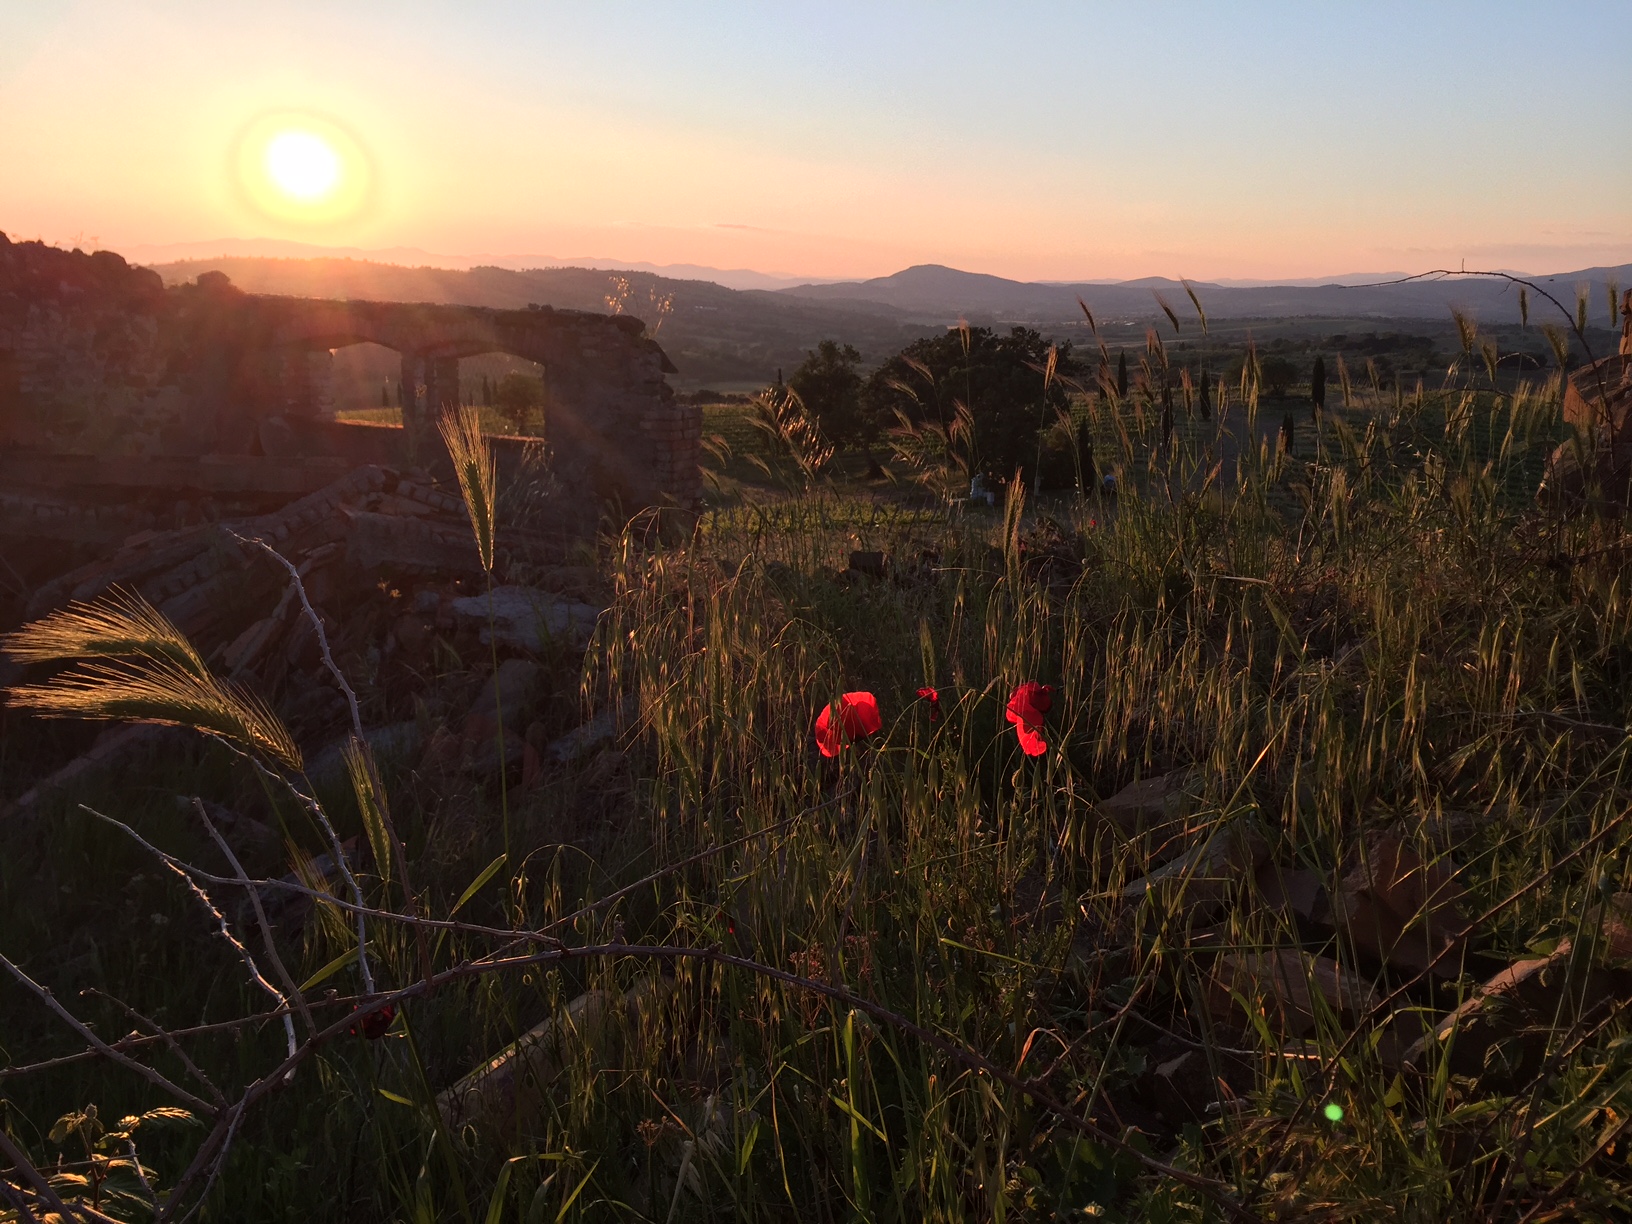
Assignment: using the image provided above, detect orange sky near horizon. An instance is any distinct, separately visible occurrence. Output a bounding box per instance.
[3,2,1630,283]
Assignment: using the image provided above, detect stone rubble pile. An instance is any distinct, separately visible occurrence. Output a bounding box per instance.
[5,463,617,817]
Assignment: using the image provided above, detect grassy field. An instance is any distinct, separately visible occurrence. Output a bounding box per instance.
[7,357,1632,1222]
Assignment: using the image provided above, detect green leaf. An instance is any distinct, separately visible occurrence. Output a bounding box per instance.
[524,1177,556,1224]
[483,1156,516,1224]
[738,1118,762,1176]
[554,1159,599,1224]
[828,1093,887,1143]
[1382,1074,1404,1109]
[300,945,361,992]
[451,854,508,918]
[378,1088,416,1107]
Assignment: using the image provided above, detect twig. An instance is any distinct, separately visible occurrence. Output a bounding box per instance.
[78,988,225,1108]
[0,1001,346,1080]
[228,531,364,738]
[0,1177,44,1224]
[0,951,216,1116]
[0,1128,67,1223]
[123,1137,158,1213]
[163,859,296,1060]
[223,942,1266,1224]
[236,754,375,995]
[82,801,818,954]
[224,533,377,995]
[79,803,552,945]
[191,797,314,1037]
[166,1102,242,1224]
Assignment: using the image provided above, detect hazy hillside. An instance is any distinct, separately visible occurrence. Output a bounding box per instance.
[782,262,1632,328]
[146,253,1631,388]
[126,238,834,291]
[147,257,935,388]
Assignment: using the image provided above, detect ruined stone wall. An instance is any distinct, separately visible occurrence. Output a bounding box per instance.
[0,232,700,511]
[0,233,176,454]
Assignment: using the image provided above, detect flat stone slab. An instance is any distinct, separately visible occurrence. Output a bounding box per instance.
[450,585,602,651]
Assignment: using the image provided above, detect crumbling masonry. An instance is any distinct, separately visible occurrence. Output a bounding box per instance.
[0,231,701,597]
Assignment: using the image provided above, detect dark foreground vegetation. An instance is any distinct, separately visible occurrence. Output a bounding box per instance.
[6,306,1632,1223]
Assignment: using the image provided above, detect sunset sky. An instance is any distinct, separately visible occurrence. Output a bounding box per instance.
[3,1,1629,282]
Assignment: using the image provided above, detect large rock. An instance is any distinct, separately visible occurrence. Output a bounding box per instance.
[1098,769,1199,848]
[1327,831,1471,977]
[1121,820,1268,916]
[450,586,603,652]
[1205,948,1381,1038]
[465,659,542,737]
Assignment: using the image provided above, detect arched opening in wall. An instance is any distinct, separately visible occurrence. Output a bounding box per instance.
[326,341,403,423]
[324,343,549,439]
[459,353,549,439]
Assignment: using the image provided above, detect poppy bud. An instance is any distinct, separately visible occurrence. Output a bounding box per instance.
[916,686,942,723]
[350,1002,395,1040]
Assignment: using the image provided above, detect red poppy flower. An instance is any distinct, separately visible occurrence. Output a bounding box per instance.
[814,691,882,757]
[1005,682,1054,756]
[350,1002,395,1040]
[916,686,942,722]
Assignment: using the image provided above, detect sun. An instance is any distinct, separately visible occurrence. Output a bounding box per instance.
[265,130,343,203]
[234,111,372,227]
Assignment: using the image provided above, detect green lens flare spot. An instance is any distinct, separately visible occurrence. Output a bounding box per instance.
[1323,1103,1344,1123]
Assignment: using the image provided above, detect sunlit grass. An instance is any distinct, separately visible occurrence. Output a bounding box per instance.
[8,362,1632,1221]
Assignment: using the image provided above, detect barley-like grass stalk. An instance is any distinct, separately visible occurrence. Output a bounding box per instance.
[440,403,497,573]
[8,656,301,770]
[439,401,513,863]
[1,586,208,676]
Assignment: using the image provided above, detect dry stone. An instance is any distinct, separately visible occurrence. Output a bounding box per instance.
[450,586,603,652]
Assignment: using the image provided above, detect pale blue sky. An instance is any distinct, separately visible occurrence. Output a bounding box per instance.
[2,1,1627,279]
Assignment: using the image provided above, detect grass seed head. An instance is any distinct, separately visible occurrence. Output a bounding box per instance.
[439,403,498,573]
[1,587,208,676]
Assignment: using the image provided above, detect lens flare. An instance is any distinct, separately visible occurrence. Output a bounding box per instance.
[234,111,372,227]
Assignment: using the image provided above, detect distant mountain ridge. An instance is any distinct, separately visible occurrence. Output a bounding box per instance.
[124,238,846,292]
[137,247,1631,388]
[779,262,1632,326]
[125,239,1632,327]
[143,255,933,388]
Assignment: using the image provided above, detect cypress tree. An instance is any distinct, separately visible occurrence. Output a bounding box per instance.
[1311,355,1326,414]
[1116,351,1128,399]
[380,382,389,408]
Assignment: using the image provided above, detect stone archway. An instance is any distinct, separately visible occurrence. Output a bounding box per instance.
[262,297,699,507]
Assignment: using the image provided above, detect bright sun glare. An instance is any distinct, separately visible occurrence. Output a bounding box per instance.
[235,111,371,227]
[265,130,342,202]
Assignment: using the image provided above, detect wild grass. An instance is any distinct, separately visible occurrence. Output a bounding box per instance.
[5,347,1632,1222]
[3,591,301,769]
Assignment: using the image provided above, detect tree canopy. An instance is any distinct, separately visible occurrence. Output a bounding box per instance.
[862,326,1077,482]
[788,340,868,448]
